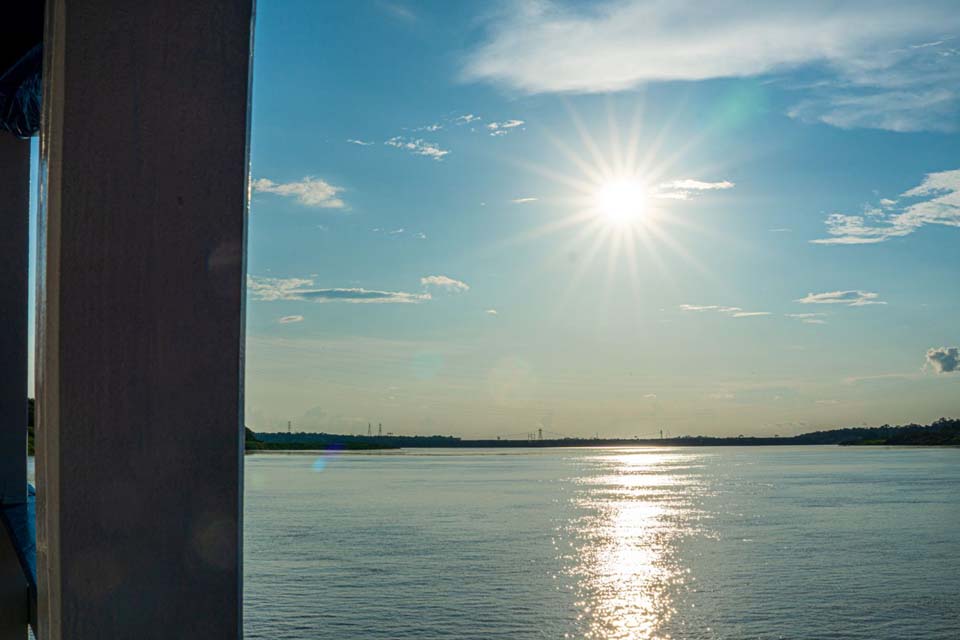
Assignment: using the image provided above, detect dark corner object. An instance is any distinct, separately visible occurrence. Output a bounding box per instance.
[0,486,36,593]
[0,3,44,137]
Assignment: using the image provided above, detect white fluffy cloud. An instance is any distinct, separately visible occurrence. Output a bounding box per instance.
[420,275,470,292]
[248,276,430,304]
[463,1,960,132]
[926,346,959,373]
[795,290,885,306]
[679,304,769,318]
[253,177,346,208]
[385,137,450,160]
[814,169,960,244]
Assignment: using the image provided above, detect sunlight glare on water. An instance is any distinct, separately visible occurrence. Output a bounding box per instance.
[568,451,698,640]
[244,447,960,640]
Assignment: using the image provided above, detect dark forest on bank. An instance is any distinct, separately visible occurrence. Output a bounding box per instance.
[247,418,960,450]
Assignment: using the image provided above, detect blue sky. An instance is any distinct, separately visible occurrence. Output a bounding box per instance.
[236,1,960,437]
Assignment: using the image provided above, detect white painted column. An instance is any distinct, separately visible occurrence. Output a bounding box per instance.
[37,2,254,637]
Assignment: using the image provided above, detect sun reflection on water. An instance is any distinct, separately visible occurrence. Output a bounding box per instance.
[565,449,702,640]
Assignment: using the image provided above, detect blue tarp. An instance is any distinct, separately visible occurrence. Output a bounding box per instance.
[0,44,42,138]
[0,483,37,591]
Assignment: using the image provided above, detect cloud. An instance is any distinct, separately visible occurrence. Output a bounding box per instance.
[786,313,828,325]
[248,276,430,304]
[413,123,443,132]
[788,88,959,133]
[795,290,885,306]
[378,1,417,23]
[252,177,346,208]
[653,178,735,200]
[769,228,793,233]
[660,179,735,191]
[485,309,498,315]
[248,276,314,301]
[385,137,450,160]
[486,119,525,136]
[463,1,960,132]
[679,304,769,318]
[455,114,481,125]
[843,371,922,385]
[643,393,657,399]
[511,197,538,203]
[415,232,427,239]
[347,139,374,146]
[278,315,304,324]
[926,346,959,373]
[813,169,960,244]
[420,275,470,292]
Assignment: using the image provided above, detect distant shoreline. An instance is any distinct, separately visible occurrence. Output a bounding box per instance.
[248,418,960,451]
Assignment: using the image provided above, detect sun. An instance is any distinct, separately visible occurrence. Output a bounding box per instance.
[593,179,649,227]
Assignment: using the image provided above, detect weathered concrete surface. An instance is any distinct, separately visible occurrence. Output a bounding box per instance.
[0,132,30,640]
[37,2,254,638]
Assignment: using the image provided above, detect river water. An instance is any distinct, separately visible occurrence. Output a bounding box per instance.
[243,446,960,639]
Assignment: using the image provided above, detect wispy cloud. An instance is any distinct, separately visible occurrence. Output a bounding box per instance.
[454,114,481,125]
[485,309,498,315]
[511,197,538,203]
[813,169,960,244]
[843,372,922,385]
[486,119,525,136]
[253,177,346,208]
[679,304,770,318]
[926,346,959,373]
[248,276,313,301]
[654,178,735,200]
[249,276,430,304]
[385,136,450,160]
[347,138,375,146]
[795,290,885,306]
[660,179,735,191]
[378,1,417,23]
[278,315,304,324]
[785,313,828,325]
[463,2,960,132]
[421,275,469,293]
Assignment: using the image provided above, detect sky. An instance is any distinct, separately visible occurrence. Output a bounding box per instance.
[204,1,956,436]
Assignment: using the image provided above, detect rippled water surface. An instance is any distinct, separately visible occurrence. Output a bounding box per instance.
[244,447,960,639]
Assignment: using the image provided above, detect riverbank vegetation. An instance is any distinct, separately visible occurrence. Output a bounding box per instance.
[23,400,957,454]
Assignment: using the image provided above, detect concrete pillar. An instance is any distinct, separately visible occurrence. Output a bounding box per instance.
[36,2,254,638]
[0,133,30,640]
